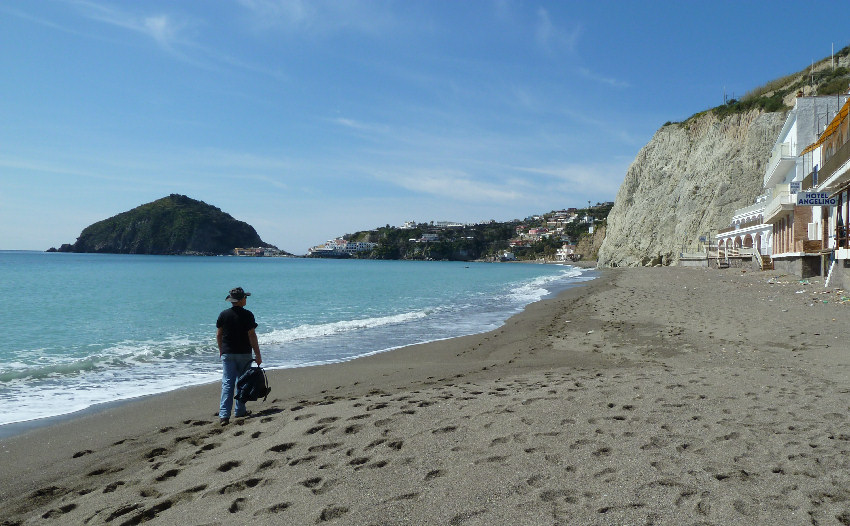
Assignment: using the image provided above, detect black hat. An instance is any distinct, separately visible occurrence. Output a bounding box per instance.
[226,287,251,302]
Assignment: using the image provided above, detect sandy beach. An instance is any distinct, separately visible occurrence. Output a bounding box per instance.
[3,265,850,525]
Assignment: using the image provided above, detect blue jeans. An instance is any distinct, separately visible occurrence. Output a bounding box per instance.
[220,353,254,419]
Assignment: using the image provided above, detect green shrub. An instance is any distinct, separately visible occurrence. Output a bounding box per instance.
[818,76,850,95]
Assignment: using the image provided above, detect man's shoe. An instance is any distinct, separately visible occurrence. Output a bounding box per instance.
[219,417,229,426]
[234,411,252,419]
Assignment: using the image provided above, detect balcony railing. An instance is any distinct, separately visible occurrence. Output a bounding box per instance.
[764,142,795,188]
[763,184,795,223]
[717,217,765,234]
[817,136,850,189]
[768,142,792,167]
[730,201,767,221]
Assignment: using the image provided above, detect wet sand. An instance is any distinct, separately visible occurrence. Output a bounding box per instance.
[2,266,850,525]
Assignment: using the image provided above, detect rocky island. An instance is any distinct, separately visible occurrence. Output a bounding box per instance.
[49,194,278,256]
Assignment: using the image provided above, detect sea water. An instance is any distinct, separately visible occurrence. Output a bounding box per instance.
[0,251,594,428]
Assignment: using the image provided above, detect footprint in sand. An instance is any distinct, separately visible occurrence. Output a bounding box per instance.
[264,502,291,514]
[268,442,296,453]
[229,497,246,513]
[104,503,142,522]
[289,455,317,466]
[144,447,169,460]
[347,413,371,421]
[365,438,386,449]
[301,477,338,495]
[115,499,174,524]
[87,466,123,477]
[102,481,126,493]
[308,442,343,453]
[344,424,363,434]
[219,478,262,494]
[217,460,241,472]
[154,469,180,481]
[41,503,77,518]
[424,469,445,481]
[318,505,349,522]
[256,459,277,472]
[305,425,330,435]
[432,426,457,434]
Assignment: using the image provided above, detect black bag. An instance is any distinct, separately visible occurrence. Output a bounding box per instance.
[234,361,271,402]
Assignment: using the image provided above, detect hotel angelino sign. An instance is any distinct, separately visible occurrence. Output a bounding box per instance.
[796,192,837,206]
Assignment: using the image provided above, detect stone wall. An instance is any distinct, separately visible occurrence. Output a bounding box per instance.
[773,256,824,279]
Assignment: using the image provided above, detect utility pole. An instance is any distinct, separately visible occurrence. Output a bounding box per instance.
[811,60,815,89]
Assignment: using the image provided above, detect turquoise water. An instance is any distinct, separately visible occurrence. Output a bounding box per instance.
[0,251,594,426]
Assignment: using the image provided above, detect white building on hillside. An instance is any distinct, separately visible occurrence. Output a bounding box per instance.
[717,94,848,273]
[809,95,850,287]
[308,238,377,256]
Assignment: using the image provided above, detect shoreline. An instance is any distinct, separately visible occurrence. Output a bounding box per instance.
[4,265,850,524]
[0,264,596,440]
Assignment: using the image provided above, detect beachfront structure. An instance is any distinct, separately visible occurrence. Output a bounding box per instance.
[555,244,578,262]
[308,238,377,257]
[715,192,773,268]
[764,95,848,276]
[717,94,848,275]
[409,233,440,243]
[806,95,850,287]
[233,247,285,257]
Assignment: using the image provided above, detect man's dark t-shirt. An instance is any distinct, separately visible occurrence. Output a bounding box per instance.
[216,306,258,354]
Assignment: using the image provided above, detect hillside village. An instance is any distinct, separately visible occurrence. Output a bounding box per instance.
[303,202,613,262]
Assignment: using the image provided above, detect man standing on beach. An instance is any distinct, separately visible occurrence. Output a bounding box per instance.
[216,287,262,426]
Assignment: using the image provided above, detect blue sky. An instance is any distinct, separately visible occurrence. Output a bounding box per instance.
[2,0,849,254]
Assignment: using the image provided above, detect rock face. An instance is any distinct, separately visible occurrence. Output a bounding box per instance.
[597,109,786,267]
[575,225,606,261]
[58,194,275,255]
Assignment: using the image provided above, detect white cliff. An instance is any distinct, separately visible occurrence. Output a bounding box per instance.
[597,109,785,267]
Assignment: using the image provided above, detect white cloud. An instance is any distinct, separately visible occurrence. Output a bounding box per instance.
[535,7,581,54]
[514,161,629,197]
[237,0,312,28]
[0,154,124,182]
[375,169,524,203]
[237,0,394,36]
[55,0,201,64]
[578,67,630,89]
[332,117,390,135]
[143,15,181,49]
